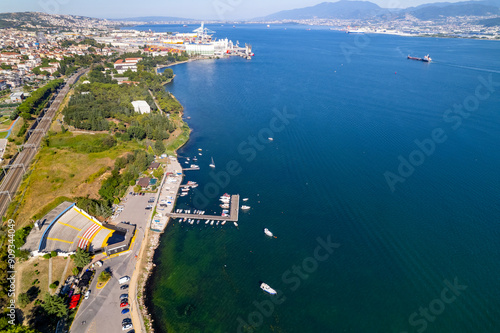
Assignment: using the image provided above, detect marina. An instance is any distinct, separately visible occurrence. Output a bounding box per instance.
[150,155,241,232]
[167,194,240,222]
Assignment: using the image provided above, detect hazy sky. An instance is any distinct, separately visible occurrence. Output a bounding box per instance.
[0,0,467,20]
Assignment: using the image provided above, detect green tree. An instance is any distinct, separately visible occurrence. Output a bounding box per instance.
[98,270,112,283]
[42,292,67,318]
[72,267,80,276]
[73,248,91,268]
[18,292,30,308]
[153,166,164,179]
[3,325,39,333]
[154,140,165,155]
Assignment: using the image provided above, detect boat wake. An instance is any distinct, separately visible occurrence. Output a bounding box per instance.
[438,62,500,75]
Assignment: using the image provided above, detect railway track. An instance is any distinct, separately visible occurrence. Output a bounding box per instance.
[0,69,88,218]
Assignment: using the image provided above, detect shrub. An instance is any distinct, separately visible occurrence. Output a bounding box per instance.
[98,270,112,283]
[50,251,57,257]
[43,254,50,259]
[18,293,30,308]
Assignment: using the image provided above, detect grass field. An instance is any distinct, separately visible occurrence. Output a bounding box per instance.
[17,256,75,323]
[20,257,49,296]
[0,115,14,131]
[165,119,190,155]
[9,132,143,228]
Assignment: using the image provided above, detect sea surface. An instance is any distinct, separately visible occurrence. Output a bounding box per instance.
[137,24,500,332]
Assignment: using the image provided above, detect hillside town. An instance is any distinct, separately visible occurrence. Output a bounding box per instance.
[251,14,500,38]
[1,9,499,99]
[0,29,115,94]
[0,17,256,102]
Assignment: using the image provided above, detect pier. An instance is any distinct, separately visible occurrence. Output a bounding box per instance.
[167,195,240,221]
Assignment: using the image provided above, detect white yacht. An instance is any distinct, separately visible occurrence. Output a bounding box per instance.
[209,157,215,168]
[260,283,277,295]
[264,228,274,237]
[241,205,251,210]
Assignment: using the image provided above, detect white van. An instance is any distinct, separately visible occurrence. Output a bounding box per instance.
[119,276,130,284]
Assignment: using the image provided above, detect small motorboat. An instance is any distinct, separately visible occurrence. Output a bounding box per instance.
[260,283,277,295]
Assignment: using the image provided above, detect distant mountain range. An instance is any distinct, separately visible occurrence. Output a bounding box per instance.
[407,2,500,20]
[1,1,499,28]
[256,1,381,20]
[256,0,500,21]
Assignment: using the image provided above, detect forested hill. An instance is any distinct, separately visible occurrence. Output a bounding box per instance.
[63,64,180,146]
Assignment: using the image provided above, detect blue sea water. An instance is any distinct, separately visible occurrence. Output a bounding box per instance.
[141,24,500,332]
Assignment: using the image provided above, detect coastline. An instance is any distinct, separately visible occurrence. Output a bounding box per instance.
[131,61,191,333]
[155,59,190,74]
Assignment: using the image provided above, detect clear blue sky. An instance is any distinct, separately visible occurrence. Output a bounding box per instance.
[0,0,466,20]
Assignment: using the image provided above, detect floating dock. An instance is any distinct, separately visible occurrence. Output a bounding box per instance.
[167,195,240,221]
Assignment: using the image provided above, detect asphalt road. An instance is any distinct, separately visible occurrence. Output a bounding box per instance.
[72,192,154,333]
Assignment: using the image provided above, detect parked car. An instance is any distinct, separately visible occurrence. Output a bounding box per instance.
[121,308,130,315]
[84,290,90,299]
[119,276,130,284]
[122,318,132,325]
[122,323,132,330]
[120,294,128,300]
[120,284,129,290]
[120,302,129,308]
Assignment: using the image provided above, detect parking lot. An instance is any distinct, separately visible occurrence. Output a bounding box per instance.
[72,191,155,333]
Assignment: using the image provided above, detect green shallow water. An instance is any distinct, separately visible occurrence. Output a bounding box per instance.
[141,24,500,333]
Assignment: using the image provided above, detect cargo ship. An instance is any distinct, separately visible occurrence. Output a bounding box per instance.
[407,54,432,62]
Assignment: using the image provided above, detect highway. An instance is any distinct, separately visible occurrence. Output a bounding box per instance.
[0,69,88,218]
